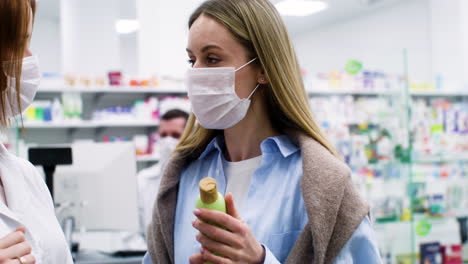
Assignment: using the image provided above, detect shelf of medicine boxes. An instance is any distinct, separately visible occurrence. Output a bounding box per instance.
[307,89,468,97]
[29,86,179,128]
[372,214,463,225]
[38,86,468,97]
[136,154,160,163]
[22,120,160,129]
[362,154,468,176]
[367,156,468,226]
[412,154,468,164]
[410,90,468,97]
[308,89,399,96]
[37,86,188,94]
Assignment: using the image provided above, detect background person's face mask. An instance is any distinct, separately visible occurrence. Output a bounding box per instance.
[3,56,41,118]
[157,136,179,168]
[186,58,259,130]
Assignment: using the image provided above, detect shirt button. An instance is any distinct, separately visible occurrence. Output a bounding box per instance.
[216,169,219,175]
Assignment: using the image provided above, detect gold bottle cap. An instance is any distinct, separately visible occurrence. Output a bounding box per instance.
[199,177,218,204]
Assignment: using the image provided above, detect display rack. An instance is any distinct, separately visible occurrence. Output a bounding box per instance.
[307,89,468,97]
[136,155,160,163]
[305,54,468,262]
[411,90,468,97]
[22,120,160,129]
[307,89,397,96]
[412,154,468,164]
[12,85,184,170]
[37,86,187,94]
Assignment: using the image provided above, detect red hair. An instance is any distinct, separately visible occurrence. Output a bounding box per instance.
[0,0,36,126]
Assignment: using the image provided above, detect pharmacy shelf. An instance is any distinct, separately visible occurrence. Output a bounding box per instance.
[136,155,159,163]
[308,89,398,96]
[412,153,468,164]
[38,87,468,97]
[308,89,468,97]
[374,215,465,227]
[374,219,412,225]
[23,120,160,129]
[411,90,468,97]
[37,86,187,94]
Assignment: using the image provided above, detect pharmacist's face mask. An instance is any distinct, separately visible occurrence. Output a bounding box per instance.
[186,58,259,130]
[3,56,41,118]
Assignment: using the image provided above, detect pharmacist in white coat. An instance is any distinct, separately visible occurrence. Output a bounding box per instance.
[0,0,73,263]
[138,108,189,237]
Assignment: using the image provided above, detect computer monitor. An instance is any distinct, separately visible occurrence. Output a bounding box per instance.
[28,147,73,200]
[54,142,139,232]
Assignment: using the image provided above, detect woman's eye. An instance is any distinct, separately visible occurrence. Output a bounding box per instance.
[207,57,220,65]
[187,59,195,66]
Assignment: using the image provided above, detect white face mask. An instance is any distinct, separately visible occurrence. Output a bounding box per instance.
[186,58,259,130]
[4,56,41,118]
[157,136,179,167]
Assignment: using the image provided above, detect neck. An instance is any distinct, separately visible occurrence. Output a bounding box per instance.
[223,93,280,162]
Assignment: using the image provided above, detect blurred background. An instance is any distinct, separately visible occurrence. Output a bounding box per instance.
[6,0,468,263]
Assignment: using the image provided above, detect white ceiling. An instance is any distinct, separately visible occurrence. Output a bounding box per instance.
[37,0,408,35]
[277,0,408,37]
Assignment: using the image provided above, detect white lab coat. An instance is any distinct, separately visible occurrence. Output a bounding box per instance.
[0,144,73,264]
[137,162,163,236]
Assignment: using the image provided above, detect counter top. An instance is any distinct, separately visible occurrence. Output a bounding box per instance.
[74,250,143,264]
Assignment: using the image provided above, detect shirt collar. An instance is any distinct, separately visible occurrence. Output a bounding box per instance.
[198,136,225,160]
[260,135,299,157]
[198,135,299,160]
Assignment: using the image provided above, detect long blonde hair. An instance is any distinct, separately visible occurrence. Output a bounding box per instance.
[176,0,338,159]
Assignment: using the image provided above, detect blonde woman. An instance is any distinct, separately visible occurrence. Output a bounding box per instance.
[144,0,381,263]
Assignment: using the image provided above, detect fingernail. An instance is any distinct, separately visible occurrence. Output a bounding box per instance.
[193,209,201,216]
[192,220,196,226]
[200,247,205,254]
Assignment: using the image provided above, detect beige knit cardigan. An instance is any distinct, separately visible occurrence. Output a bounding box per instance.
[147,130,369,264]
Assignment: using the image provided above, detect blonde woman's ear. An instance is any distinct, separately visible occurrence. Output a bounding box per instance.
[258,75,268,84]
[257,67,269,84]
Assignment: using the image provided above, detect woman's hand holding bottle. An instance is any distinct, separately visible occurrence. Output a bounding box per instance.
[190,193,265,264]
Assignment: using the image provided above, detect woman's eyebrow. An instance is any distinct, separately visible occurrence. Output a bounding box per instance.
[186,44,223,54]
[201,45,223,53]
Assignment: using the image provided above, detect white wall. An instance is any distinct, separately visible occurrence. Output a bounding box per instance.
[429,0,464,90]
[120,33,139,76]
[32,0,198,78]
[293,0,432,82]
[31,0,468,88]
[118,0,138,76]
[61,0,121,75]
[137,0,199,78]
[31,17,61,73]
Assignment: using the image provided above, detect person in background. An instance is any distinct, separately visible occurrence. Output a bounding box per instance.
[143,0,382,263]
[138,109,189,237]
[0,0,73,263]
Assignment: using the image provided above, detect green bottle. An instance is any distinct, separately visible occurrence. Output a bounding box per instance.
[195,177,226,263]
[196,177,226,220]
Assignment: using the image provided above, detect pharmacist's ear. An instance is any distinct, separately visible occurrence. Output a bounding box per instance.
[225,193,241,220]
[257,69,268,85]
